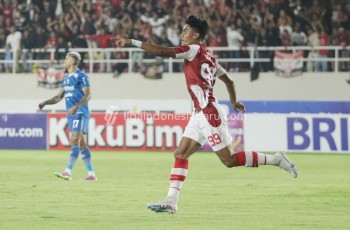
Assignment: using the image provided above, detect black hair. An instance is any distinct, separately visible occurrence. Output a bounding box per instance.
[185,15,209,40]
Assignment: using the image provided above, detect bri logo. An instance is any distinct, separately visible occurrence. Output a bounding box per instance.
[287,117,349,151]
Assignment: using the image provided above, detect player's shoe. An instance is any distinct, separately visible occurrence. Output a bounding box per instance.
[276,151,298,178]
[84,175,97,181]
[54,171,71,181]
[147,198,177,214]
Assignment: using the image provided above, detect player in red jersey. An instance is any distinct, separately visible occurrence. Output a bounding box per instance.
[115,15,297,214]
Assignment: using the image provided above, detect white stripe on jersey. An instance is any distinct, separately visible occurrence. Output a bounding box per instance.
[175,44,200,61]
[215,61,228,77]
[190,85,208,109]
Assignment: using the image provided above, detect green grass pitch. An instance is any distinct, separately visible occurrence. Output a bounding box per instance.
[0,150,349,230]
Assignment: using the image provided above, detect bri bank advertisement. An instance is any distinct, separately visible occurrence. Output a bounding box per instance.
[244,114,349,153]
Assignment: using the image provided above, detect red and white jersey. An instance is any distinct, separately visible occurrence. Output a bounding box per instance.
[174,44,227,112]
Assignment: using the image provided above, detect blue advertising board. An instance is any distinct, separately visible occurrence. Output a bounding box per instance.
[0,114,47,149]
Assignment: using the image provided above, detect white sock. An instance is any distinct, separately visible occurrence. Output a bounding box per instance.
[265,154,281,165]
[166,158,188,204]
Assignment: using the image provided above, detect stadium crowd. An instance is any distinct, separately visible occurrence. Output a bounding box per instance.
[0,0,349,73]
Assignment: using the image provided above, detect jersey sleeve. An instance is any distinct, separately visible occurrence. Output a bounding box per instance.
[174,44,199,61]
[79,73,90,87]
[215,61,228,77]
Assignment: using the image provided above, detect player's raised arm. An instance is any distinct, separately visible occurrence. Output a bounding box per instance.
[38,88,65,110]
[218,73,246,113]
[115,38,176,58]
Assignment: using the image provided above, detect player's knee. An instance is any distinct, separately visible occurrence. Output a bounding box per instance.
[220,159,236,168]
[70,138,79,145]
[224,161,235,168]
[80,142,87,149]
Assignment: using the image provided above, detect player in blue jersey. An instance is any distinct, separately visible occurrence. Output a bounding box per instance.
[38,51,97,181]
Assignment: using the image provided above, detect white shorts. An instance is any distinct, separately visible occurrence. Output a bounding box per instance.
[183,102,232,152]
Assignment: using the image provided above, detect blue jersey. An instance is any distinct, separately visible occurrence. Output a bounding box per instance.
[62,68,90,118]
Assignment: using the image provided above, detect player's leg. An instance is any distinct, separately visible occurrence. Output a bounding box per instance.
[210,104,297,177]
[54,116,83,180]
[168,137,202,199]
[215,148,298,178]
[147,114,204,213]
[206,102,297,177]
[147,136,202,214]
[80,117,97,180]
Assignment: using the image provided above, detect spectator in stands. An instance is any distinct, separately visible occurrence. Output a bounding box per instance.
[41,1,54,24]
[242,17,260,59]
[290,0,308,31]
[13,4,28,30]
[278,17,292,35]
[308,0,325,21]
[277,9,292,27]
[112,49,128,78]
[307,27,319,72]
[45,32,58,49]
[31,12,43,28]
[3,17,14,35]
[21,29,35,73]
[317,28,330,72]
[332,3,349,30]
[265,20,281,71]
[166,20,181,47]
[280,28,292,47]
[257,27,271,72]
[166,19,181,71]
[130,29,145,73]
[104,7,118,34]
[2,0,13,21]
[291,23,307,46]
[80,11,97,59]
[85,26,114,72]
[33,26,48,61]
[63,6,85,48]
[140,10,169,38]
[55,35,69,63]
[333,27,349,71]
[5,25,22,73]
[226,23,244,72]
[263,6,275,27]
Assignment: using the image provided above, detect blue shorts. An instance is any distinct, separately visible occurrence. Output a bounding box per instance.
[67,116,89,134]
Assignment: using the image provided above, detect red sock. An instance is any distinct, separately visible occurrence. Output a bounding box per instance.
[167,158,188,201]
[233,151,261,167]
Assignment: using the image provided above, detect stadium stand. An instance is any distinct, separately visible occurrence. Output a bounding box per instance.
[0,0,349,73]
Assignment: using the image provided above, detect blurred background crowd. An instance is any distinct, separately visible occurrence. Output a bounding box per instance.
[0,0,349,74]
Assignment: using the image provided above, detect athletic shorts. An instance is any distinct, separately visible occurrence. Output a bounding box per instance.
[67,115,89,134]
[183,102,232,152]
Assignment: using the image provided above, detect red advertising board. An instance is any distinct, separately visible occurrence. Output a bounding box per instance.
[48,113,191,151]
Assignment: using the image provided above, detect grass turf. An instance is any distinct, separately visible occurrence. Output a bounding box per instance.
[0,150,349,230]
